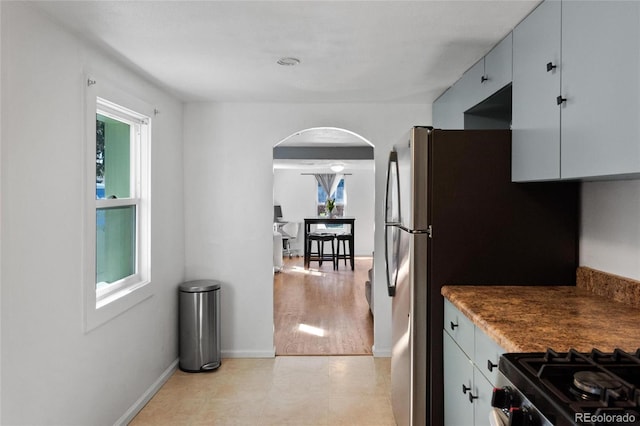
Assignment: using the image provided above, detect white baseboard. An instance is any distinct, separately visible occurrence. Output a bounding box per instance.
[221,348,276,358]
[114,358,179,426]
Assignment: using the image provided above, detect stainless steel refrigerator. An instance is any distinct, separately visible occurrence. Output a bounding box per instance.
[384,127,579,426]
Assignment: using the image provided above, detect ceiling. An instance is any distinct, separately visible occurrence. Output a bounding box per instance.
[33,1,540,172]
[33,0,541,104]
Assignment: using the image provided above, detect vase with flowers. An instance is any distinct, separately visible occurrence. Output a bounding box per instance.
[325,198,336,217]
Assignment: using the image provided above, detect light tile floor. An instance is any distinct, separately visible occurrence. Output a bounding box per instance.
[130,356,396,426]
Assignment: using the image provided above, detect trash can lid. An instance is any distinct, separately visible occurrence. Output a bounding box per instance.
[179,279,221,293]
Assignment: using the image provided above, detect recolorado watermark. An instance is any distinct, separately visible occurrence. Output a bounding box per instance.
[575,412,637,424]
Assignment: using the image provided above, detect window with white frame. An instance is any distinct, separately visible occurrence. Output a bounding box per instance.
[84,79,152,331]
[316,178,346,216]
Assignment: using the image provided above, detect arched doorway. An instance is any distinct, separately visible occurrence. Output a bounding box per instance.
[272,127,375,355]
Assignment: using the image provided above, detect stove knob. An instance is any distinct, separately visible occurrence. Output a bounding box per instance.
[491,387,516,410]
[508,406,539,426]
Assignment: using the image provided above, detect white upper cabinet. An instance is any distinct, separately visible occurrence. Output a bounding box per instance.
[459,34,513,115]
[456,58,487,115]
[512,0,640,181]
[433,33,513,130]
[433,84,465,130]
[561,1,640,179]
[512,0,561,181]
[483,33,513,97]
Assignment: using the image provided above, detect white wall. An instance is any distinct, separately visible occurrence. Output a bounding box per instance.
[0,2,3,419]
[273,166,376,256]
[580,179,640,280]
[184,103,430,357]
[1,3,184,425]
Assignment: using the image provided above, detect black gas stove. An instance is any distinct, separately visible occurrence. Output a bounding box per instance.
[494,349,640,426]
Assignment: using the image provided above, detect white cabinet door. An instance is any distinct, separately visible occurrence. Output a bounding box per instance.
[434,33,513,131]
[460,35,514,113]
[433,85,465,130]
[443,331,474,426]
[474,329,504,386]
[457,58,487,114]
[483,33,513,97]
[444,300,474,358]
[512,0,561,182]
[560,1,640,179]
[433,60,486,130]
[473,369,495,426]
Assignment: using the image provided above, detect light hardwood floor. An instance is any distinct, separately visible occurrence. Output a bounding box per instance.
[274,256,374,356]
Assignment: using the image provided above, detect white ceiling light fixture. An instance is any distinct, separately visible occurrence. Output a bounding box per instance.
[277,57,300,66]
[330,164,345,172]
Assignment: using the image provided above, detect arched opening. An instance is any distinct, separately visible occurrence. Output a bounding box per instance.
[272,127,375,355]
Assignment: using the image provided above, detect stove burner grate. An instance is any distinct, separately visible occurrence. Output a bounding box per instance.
[501,349,640,425]
[571,371,624,400]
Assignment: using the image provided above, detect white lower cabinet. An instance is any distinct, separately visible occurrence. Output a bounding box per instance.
[444,297,474,357]
[443,331,474,426]
[473,370,495,426]
[475,325,504,386]
[444,300,505,426]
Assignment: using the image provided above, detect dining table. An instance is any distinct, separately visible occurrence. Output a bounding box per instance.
[303,216,355,270]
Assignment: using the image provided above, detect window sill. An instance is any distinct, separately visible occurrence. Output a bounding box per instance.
[85,280,153,332]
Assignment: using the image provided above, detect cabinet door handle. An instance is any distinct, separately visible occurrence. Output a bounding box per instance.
[462,384,471,394]
[480,75,488,83]
[546,62,557,72]
[557,95,567,105]
[450,321,459,330]
[468,392,479,403]
[487,360,498,372]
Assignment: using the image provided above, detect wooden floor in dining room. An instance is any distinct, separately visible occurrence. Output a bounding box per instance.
[274,255,374,356]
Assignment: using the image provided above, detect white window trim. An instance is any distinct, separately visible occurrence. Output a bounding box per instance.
[83,76,152,332]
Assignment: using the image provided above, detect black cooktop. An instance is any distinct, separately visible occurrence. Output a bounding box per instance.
[500,349,640,426]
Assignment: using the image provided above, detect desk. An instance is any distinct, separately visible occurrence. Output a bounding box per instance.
[303,217,355,270]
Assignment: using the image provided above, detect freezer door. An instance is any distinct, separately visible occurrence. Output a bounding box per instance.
[394,127,430,231]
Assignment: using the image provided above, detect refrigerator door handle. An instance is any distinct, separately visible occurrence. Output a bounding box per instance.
[385,224,396,297]
[385,150,400,224]
[396,225,430,235]
[385,149,401,298]
[387,222,430,235]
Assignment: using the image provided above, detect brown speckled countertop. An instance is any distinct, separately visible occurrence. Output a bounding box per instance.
[441,285,640,353]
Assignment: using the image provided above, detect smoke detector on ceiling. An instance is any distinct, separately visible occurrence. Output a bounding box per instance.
[277,57,301,66]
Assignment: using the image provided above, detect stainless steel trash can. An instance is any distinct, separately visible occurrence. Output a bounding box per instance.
[179,280,221,372]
